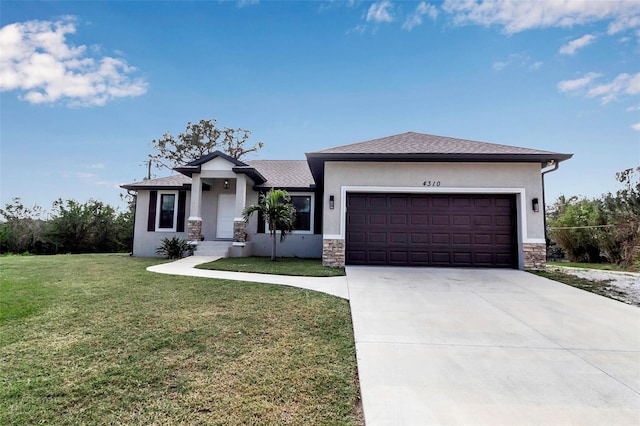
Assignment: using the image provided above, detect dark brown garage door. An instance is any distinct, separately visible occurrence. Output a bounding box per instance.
[346,193,517,268]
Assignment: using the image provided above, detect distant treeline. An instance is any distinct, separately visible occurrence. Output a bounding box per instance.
[0,197,133,255]
[547,167,639,269]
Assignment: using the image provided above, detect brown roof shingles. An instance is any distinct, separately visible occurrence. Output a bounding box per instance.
[247,160,315,189]
[315,132,560,155]
[120,174,191,190]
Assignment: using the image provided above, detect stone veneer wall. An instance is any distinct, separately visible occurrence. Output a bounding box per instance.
[187,219,202,241]
[233,220,247,242]
[523,243,546,270]
[322,239,345,267]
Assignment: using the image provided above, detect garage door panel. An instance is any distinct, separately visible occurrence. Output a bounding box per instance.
[390,232,408,244]
[346,193,516,268]
[474,215,492,226]
[432,215,449,226]
[369,214,386,225]
[368,232,386,243]
[348,231,366,244]
[432,252,451,264]
[389,214,408,225]
[349,213,366,225]
[389,251,408,263]
[453,234,471,244]
[453,215,471,226]
[368,251,387,263]
[411,214,429,225]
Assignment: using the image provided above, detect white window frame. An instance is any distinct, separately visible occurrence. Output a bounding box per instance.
[289,192,314,234]
[263,192,315,235]
[156,190,179,232]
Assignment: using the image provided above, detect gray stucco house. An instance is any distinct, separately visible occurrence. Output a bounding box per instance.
[121,132,572,269]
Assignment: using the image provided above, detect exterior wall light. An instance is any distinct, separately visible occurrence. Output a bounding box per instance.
[329,195,335,210]
[224,179,229,190]
[532,198,539,213]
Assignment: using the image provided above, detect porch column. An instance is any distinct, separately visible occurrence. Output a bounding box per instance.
[233,174,247,242]
[187,174,202,241]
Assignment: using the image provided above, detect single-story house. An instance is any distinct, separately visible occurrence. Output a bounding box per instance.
[121,132,572,269]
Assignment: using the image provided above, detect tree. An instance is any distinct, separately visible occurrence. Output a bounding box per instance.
[600,167,640,267]
[148,118,263,172]
[548,197,604,263]
[0,198,50,254]
[242,189,296,261]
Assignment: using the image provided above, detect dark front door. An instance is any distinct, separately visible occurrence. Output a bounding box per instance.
[346,193,517,268]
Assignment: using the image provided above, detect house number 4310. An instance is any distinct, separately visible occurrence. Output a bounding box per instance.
[423,180,441,187]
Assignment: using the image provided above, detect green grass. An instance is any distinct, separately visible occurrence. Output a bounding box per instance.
[0,254,361,425]
[197,256,346,277]
[547,261,629,272]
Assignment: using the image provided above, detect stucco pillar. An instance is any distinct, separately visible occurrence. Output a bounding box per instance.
[233,174,247,243]
[188,174,202,241]
[234,174,247,218]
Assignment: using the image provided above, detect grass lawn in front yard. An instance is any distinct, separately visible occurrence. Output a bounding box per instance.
[196,256,346,277]
[0,254,361,425]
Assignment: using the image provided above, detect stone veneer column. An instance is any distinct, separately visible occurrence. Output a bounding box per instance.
[233,220,247,243]
[187,219,202,241]
[523,243,546,270]
[322,239,345,267]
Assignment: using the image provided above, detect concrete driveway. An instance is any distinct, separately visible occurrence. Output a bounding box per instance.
[346,267,640,425]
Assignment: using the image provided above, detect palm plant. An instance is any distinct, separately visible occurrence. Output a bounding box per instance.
[243,189,296,261]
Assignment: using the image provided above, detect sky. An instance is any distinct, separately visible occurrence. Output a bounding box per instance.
[1,0,639,213]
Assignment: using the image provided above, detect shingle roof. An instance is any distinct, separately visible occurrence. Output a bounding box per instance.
[120,174,191,190]
[247,160,315,189]
[314,132,561,156]
[120,161,314,191]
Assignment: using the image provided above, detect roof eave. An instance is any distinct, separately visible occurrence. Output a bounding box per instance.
[120,183,192,191]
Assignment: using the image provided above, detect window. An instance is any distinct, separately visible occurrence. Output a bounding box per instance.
[291,195,312,232]
[147,190,186,233]
[159,194,176,229]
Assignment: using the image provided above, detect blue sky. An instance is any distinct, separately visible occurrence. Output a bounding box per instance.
[1,0,639,213]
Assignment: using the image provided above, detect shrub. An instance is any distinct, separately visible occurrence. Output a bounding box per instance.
[155,237,193,259]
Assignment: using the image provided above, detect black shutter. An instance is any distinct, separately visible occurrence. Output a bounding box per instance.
[257,210,265,233]
[147,190,157,231]
[177,191,186,232]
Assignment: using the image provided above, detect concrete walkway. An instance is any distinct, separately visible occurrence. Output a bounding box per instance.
[147,256,349,299]
[346,266,640,425]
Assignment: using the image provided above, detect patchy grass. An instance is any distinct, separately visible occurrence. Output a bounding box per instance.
[0,254,361,425]
[197,257,346,277]
[547,261,629,272]
[531,269,636,305]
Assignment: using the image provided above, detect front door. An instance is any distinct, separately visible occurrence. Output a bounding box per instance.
[216,193,236,239]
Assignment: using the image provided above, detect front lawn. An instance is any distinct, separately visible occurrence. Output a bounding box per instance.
[197,256,346,277]
[0,254,361,425]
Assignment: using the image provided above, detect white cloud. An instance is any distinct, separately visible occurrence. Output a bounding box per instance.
[367,1,394,23]
[0,17,147,107]
[442,0,640,35]
[558,72,640,104]
[557,72,602,93]
[559,34,596,55]
[627,105,640,112]
[346,24,367,35]
[632,122,640,131]
[88,163,105,169]
[403,2,438,31]
[492,52,542,71]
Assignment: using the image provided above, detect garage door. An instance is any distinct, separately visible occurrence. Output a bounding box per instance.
[346,193,517,268]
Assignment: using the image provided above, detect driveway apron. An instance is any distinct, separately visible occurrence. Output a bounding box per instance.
[346,266,640,425]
